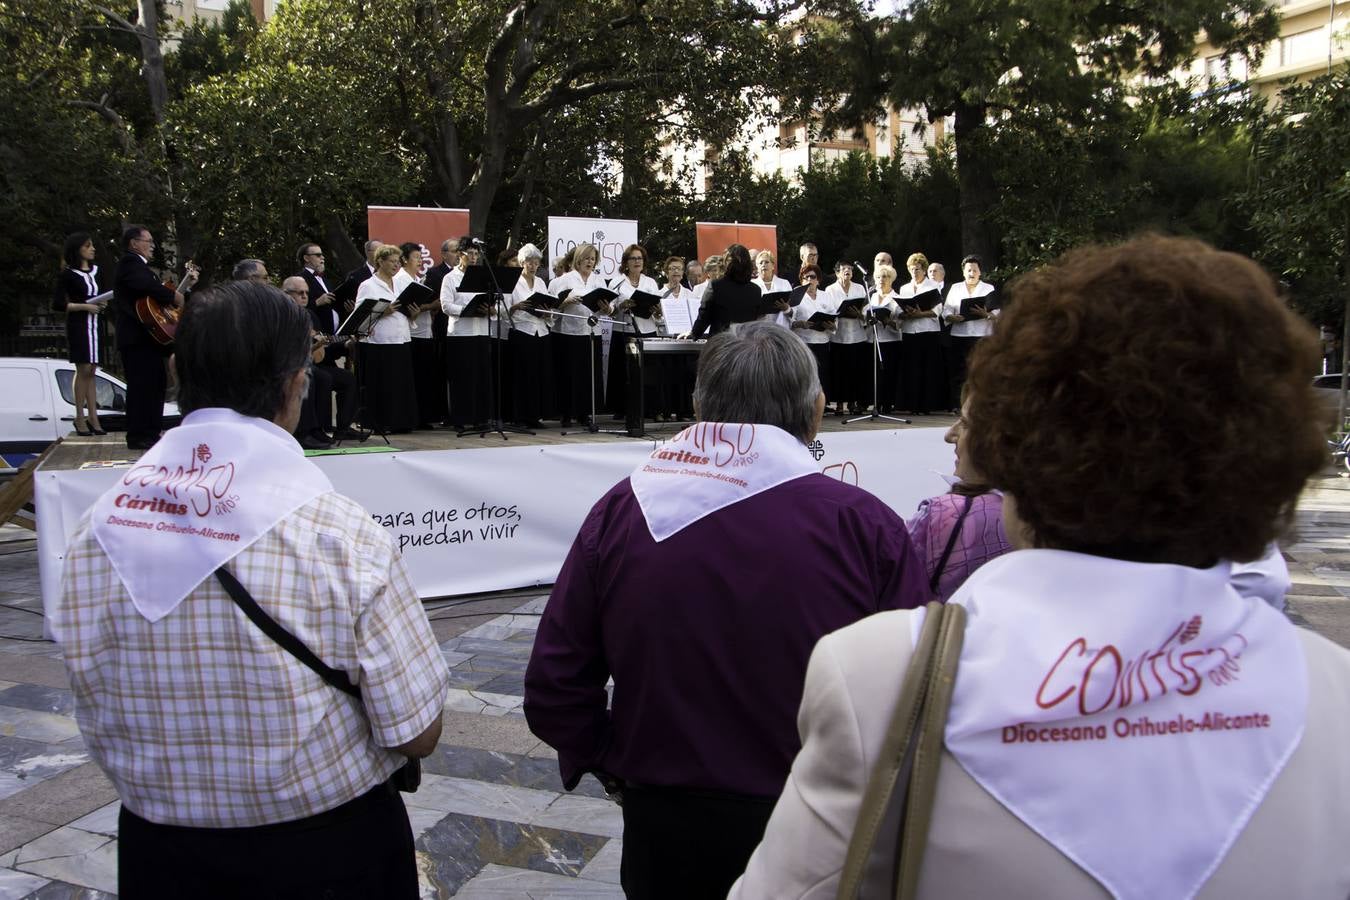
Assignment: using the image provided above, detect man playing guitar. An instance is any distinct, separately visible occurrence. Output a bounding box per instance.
[113,225,198,451]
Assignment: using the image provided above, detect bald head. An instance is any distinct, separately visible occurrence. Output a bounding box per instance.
[281,276,309,308]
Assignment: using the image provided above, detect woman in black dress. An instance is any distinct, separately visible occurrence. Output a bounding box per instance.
[53,232,106,435]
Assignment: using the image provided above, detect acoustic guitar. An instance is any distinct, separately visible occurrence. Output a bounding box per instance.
[135,260,199,346]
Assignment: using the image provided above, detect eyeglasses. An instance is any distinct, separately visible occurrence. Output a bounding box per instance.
[305,251,324,258]
[802,274,817,281]
[625,256,643,263]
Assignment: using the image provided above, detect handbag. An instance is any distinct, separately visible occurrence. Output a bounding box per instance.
[837,600,967,900]
[213,567,421,794]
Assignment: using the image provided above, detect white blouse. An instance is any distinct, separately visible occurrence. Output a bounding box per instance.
[942,281,998,337]
[897,278,943,335]
[867,289,903,343]
[826,281,869,345]
[510,273,550,338]
[790,289,836,345]
[440,267,489,338]
[609,274,661,335]
[552,270,608,336]
[356,273,410,345]
[753,276,793,328]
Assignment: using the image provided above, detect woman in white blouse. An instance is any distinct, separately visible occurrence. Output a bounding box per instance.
[355,244,418,433]
[399,242,445,428]
[941,254,997,409]
[439,241,494,430]
[551,242,611,428]
[866,264,903,413]
[649,256,690,421]
[753,250,792,327]
[897,251,947,415]
[605,244,660,421]
[788,263,835,401]
[826,261,868,415]
[507,243,552,428]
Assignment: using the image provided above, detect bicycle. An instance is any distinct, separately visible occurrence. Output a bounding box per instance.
[1329,426,1350,474]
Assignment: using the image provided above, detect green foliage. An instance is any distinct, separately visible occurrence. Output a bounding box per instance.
[1244,66,1350,327]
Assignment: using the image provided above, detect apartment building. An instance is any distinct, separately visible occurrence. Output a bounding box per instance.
[163,0,275,26]
[1187,0,1348,99]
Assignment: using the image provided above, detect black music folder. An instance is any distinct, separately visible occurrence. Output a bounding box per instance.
[958,289,1001,318]
[901,287,942,312]
[336,296,388,337]
[627,290,664,318]
[457,265,523,297]
[788,285,811,307]
[754,291,792,317]
[836,296,866,317]
[523,291,561,313]
[396,281,436,313]
[808,311,837,326]
[577,287,618,312]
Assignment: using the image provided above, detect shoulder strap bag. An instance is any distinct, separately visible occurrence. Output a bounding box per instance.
[837,600,967,900]
[214,566,421,793]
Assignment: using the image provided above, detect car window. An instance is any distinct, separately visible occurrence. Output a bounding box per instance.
[0,366,45,409]
[55,368,75,404]
[96,375,126,411]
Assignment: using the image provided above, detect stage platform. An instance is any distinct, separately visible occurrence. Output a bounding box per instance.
[33,414,957,636]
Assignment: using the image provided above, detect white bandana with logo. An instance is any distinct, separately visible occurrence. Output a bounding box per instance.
[941,549,1306,900]
[90,408,333,622]
[630,423,818,542]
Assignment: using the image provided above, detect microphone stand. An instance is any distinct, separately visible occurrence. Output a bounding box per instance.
[845,305,910,426]
[458,267,533,440]
[550,308,630,438]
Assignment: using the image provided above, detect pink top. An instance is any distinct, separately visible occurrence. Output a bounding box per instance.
[906,491,1012,601]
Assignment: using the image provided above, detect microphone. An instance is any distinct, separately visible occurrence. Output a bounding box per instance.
[469,238,487,248]
[853,261,869,276]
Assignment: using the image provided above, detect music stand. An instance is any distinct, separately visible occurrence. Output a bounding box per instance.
[552,303,629,439]
[456,265,526,440]
[332,297,393,446]
[845,296,910,427]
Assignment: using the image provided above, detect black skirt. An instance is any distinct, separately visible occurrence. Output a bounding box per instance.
[446,335,494,427]
[830,342,871,407]
[410,337,447,425]
[509,329,552,424]
[358,342,418,433]
[66,311,102,365]
[804,341,831,399]
[897,330,948,414]
[606,331,639,415]
[555,332,603,422]
[874,340,902,411]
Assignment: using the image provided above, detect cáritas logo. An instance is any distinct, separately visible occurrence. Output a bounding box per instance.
[1035,616,1248,717]
[123,443,237,518]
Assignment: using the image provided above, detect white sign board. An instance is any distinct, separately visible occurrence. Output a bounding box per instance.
[546,215,638,282]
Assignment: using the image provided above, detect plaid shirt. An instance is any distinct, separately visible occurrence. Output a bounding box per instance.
[56,491,448,828]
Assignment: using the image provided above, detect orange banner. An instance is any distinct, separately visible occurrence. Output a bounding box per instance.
[366,206,471,266]
[695,222,778,266]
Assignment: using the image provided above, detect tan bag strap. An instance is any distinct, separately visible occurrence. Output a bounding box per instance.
[836,601,946,899]
[895,601,966,900]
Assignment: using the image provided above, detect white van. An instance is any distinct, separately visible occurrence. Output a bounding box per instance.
[0,357,180,473]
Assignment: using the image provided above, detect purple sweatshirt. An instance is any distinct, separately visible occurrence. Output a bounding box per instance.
[524,473,929,798]
[906,491,1012,602]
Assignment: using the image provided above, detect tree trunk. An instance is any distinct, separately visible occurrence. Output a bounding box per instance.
[469,105,512,238]
[136,0,168,127]
[952,100,999,269]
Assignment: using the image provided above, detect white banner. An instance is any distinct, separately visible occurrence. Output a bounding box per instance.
[36,428,952,625]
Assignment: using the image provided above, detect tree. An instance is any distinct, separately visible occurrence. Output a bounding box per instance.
[264,0,806,237]
[821,0,1277,268]
[1245,66,1350,430]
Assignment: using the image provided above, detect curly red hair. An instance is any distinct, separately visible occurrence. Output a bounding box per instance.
[965,235,1326,564]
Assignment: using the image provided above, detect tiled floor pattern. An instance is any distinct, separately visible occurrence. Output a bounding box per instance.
[0,471,1346,895]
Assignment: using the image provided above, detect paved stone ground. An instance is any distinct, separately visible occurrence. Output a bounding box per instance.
[0,469,1344,897]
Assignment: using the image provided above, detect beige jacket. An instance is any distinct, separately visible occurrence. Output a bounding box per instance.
[730,609,1350,899]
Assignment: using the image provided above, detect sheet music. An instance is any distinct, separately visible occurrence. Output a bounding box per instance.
[660,294,695,333]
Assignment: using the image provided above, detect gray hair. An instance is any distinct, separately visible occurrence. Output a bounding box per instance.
[517,242,543,263]
[693,322,821,442]
[231,258,267,281]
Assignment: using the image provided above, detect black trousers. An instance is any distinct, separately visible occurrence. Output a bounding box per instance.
[508,329,552,424]
[120,342,168,447]
[318,362,358,432]
[948,335,982,408]
[117,781,417,899]
[620,785,776,900]
[410,337,447,425]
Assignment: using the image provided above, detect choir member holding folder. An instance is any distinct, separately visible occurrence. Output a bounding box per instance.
[550,242,611,427]
[753,251,792,327]
[399,243,446,428]
[942,254,999,403]
[867,265,904,414]
[897,251,947,415]
[355,244,418,433]
[827,261,869,414]
[789,264,834,400]
[507,243,553,428]
[606,244,660,419]
[440,239,494,430]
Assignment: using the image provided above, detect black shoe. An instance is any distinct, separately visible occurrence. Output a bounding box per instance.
[91,426,107,435]
[309,429,335,444]
[299,435,333,450]
[560,417,573,427]
[74,423,93,437]
[334,427,370,441]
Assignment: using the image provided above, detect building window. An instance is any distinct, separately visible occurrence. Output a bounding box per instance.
[1280,27,1326,67]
